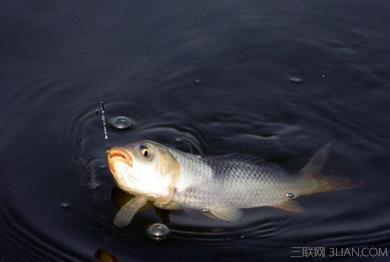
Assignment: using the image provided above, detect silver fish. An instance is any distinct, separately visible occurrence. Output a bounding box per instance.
[107,140,352,226]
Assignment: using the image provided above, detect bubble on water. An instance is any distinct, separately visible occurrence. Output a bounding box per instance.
[146,223,170,241]
[286,192,295,199]
[110,116,134,130]
[60,202,70,209]
[288,76,302,84]
[194,79,201,84]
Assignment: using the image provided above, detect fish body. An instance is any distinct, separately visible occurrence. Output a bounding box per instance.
[107,140,350,226]
[170,150,303,208]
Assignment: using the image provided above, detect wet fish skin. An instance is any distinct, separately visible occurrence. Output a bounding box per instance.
[169,149,313,210]
[107,141,351,225]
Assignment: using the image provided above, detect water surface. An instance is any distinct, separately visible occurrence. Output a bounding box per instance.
[1,0,390,261]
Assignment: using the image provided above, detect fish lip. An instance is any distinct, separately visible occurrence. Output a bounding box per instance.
[107,147,133,175]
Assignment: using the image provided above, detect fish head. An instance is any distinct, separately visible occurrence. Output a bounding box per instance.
[107,140,179,202]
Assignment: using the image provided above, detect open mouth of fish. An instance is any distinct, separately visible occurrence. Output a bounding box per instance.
[107,148,133,175]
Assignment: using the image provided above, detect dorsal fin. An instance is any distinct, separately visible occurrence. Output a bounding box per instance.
[299,143,331,179]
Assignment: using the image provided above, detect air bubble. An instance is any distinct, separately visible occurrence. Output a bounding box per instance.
[60,202,70,209]
[286,192,295,199]
[288,76,302,84]
[174,137,183,142]
[110,116,134,130]
[146,223,170,241]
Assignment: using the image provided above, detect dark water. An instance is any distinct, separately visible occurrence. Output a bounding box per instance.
[1,1,390,261]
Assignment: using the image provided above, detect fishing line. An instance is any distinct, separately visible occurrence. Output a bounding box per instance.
[98,93,109,152]
[83,93,109,190]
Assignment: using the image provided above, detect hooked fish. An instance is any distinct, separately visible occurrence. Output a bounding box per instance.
[107,140,352,227]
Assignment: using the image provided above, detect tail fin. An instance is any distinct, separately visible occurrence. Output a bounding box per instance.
[300,143,331,179]
[299,144,359,193]
[314,174,358,192]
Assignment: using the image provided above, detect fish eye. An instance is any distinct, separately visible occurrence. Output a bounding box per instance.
[139,145,150,158]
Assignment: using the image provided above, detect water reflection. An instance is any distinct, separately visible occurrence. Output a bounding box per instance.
[2,0,390,260]
[95,248,120,262]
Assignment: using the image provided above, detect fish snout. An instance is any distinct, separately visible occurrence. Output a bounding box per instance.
[107,148,133,174]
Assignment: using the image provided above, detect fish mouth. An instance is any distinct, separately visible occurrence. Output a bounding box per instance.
[107,147,133,175]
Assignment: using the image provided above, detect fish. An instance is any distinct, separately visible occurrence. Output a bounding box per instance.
[107,140,354,227]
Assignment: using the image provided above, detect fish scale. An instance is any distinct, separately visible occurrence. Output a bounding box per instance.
[170,149,303,209]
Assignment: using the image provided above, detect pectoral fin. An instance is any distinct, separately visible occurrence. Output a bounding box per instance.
[113,196,148,227]
[273,200,303,213]
[203,207,242,221]
[154,201,181,210]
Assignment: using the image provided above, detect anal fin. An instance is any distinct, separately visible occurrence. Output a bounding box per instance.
[203,207,242,221]
[273,200,303,213]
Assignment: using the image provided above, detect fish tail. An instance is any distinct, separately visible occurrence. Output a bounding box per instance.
[299,143,359,194]
[300,143,331,179]
[313,174,358,193]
